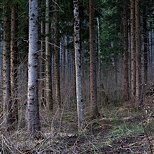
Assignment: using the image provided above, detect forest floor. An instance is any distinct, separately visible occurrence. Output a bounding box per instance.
[0,102,154,154]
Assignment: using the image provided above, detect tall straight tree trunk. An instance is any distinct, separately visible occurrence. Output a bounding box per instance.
[28,0,41,138]
[10,4,18,129]
[45,0,53,110]
[123,2,129,101]
[130,0,136,102]
[135,0,141,107]
[96,17,101,82]
[39,2,45,107]
[2,1,11,130]
[89,0,100,118]
[63,36,67,81]
[73,0,85,131]
[54,0,61,108]
[143,9,148,84]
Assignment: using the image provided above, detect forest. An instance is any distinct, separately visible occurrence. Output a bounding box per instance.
[0,0,154,153]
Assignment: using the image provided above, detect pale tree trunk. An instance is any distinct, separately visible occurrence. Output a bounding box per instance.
[123,2,129,101]
[130,0,136,102]
[73,0,85,131]
[10,4,18,129]
[28,0,41,138]
[54,0,61,108]
[2,1,11,130]
[45,0,53,110]
[89,0,100,118]
[135,0,141,107]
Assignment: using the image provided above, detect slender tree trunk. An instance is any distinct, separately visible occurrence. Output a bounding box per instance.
[130,0,136,102]
[143,10,148,84]
[150,26,153,65]
[89,0,100,118]
[113,42,118,86]
[73,0,85,131]
[54,0,61,108]
[2,1,11,130]
[28,0,41,138]
[123,2,129,101]
[39,2,45,107]
[10,4,18,129]
[45,0,53,110]
[135,0,141,107]
[96,17,101,82]
[63,36,66,81]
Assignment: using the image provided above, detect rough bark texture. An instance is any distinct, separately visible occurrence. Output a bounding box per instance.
[54,0,61,108]
[73,0,85,131]
[45,0,53,110]
[2,1,11,130]
[123,2,129,101]
[28,0,41,138]
[135,0,141,107]
[89,0,100,118]
[130,0,136,102]
[10,4,18,129]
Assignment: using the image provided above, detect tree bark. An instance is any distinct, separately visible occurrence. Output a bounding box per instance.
[89,0,100,118]
[28,0,41,138]
[73,0,85,131]
[135,0,141,107]
[2,1,11,130]
[54,0,61,108]
[143,9,148,84]
[39,2,46,108]
[130,0,136,102]
[123,2,129,101]
[10,4,19,129]
[45,0,53,110]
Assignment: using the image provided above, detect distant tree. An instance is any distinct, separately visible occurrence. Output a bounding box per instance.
[27,0,41,138]
[123,1,129,101]
[143,7,148,84]
[39,1,46,107]
[135,0,141,107]
[54,0,61,108]
[45,0,53,110]
[130,0,136,103]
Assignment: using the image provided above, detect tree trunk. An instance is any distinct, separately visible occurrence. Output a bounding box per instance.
[143,9,148,84]
[89,0,100,118]
[45,0,53,110]
[10,4,19,129]
[96,17,101,82]
[135,0,141,107]
[73,0,85,131]
[2,1,11,130]
[28,0,41,138]
[39,2,46,108]
[130,0,136,102]
[123,2,129,101]
[54,0,61,108]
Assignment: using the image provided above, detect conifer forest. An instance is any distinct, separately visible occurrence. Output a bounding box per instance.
[0,0,154,153]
